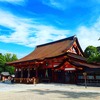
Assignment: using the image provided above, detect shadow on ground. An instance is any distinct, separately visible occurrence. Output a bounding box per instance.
[17,89,100,99]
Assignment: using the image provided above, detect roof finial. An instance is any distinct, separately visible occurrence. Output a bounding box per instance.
[73,35,76,39]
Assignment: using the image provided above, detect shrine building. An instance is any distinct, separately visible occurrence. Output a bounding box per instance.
[7,36,100,86]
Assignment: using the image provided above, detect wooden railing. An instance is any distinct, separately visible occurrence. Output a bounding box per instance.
[77,79,100,86]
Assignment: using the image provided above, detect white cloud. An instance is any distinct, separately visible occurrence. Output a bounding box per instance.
[0,49,9,54]
[0,0,26,5]
[77,17,100,51]
[0,49,27,58]
[27,25,70,47]
[42,0,100,11]
[0,9,70,47]
[0,4,99,53]
[42,0,75,10]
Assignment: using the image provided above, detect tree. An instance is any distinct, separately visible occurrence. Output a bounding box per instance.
[84,46,100,63]
[0,53,18,74]
[88,53,100,63]
[84,46,98,58]
[0,54,6,72]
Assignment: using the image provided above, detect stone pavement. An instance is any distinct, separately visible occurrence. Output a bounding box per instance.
[0,83,100,100]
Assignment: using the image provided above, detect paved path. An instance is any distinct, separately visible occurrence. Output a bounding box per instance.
[0,83,100,100]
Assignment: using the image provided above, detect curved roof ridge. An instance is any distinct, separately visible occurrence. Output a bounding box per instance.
[37,35,75,47]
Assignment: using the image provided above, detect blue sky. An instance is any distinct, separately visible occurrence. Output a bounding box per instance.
[0,0,100,58]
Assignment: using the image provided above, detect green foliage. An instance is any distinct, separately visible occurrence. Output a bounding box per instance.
[84,46,100,63]
[0,54,6,71]
[0,53,18,74]
[84,46,98,58]
[5,66,15,75]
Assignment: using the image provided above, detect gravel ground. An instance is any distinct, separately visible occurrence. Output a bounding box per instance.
[0,82,100,100]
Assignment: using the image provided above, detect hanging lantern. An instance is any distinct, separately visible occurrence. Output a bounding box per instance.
[46,62,49,66]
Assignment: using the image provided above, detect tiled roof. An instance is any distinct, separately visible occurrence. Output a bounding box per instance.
[67,52,86,61]
[1,72,10,76]
[67,53,100,68]
[7,36,83,64]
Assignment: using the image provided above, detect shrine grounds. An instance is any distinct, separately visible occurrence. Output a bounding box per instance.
[0,83,100,100]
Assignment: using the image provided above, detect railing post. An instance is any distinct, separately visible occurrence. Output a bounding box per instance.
[83,72,87,88]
